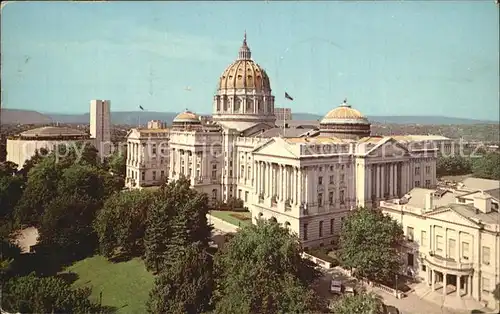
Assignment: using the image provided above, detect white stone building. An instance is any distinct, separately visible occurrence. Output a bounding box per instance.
[7,100,111,168]
[381,178,500,311]
[126,34,446,248]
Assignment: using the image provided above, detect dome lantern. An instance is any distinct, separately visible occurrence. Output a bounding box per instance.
[238,31,251,60]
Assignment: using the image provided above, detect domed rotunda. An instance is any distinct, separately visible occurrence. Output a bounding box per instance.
[319,99,371,140]
[212,33,276,126]
[172,110,202,130]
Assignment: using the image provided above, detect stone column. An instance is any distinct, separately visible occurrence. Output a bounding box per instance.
[285,166,290,201]
[389,163,394,197]
[456,276,461,298]
[393,163,398,196]
[381,165,385,198]
[293,167,298,205]
[443,273,447,295]
[298,167,303,205]
[468,275,472,297]
[376,165,381,198]
[304,167,309,206]
[431,270,436,291]
[267,162,271,197]
[367,165,372,202]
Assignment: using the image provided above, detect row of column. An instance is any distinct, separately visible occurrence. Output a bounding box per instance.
[127,142,145,167]
[215,96,274,115]
[369,162,408,199]
[255,161,302,206]
[429,269,472,298]
[169,149,210,181]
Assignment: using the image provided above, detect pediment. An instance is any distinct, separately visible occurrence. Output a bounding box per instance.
[365,137,410,158]
[252,138,298,159]
[424,208,480,229]
[126,128,141,139]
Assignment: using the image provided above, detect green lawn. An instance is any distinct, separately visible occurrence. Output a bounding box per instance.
[210,210,252,227]
[64,255,154,314]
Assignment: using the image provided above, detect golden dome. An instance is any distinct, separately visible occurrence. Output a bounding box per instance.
[173,110,200,123]
[217,33,271,92]
[321,99,369,125]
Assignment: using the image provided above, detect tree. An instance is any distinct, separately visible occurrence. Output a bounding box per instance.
[14,158,62,226]
[331,292,384,314]
[0,161,19,176]
[2,273,100,313]
[213,219,324,314]
[18,148,48,179]
[147,245,213,314]
[107,149,126,177]
[144,177,212,272]
[471,152,500,181]
[436,155,472,177]
[38,193,100,261]
[339,207,404,283]
[94,189,156,259]
[0,174,24,224]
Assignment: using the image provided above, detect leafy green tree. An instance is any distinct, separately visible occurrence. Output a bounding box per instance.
[147,245,213,314]
[38,193,100,261]
[0,161,19,176]
[18,148,48,179]
[0,174,24,223]
[436,155,472,177]
[144,177,212,272]
[331,292,384,314]
[471,152,500,181]
[2,272,100,313]
[107,148,126,177]
[14,158,62,226]
[95,189,156,259]
[0,239,22,282]
[339,207,404,283]
[213,219,324,314]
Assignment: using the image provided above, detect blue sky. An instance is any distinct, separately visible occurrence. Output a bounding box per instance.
[2,1,499,120]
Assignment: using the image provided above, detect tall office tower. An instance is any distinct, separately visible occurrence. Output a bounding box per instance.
[90,99,111,157]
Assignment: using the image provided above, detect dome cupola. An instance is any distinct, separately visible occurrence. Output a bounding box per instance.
[212,33,275,126]
[172,109,202,130]
[319,99,371,139]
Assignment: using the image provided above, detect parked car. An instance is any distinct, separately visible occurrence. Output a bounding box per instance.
[330,280,342,294]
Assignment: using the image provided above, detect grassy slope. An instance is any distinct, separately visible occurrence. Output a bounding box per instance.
[65,255,154,314]
[210,210,252,227]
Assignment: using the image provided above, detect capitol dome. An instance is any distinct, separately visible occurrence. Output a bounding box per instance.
[319,99,371,140]
[212,33,276,126]
[19,126,88,139]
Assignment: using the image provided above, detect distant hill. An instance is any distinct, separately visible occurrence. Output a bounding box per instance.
[0,109,53,124]
[292,113,498,125]
[1,109,497,126]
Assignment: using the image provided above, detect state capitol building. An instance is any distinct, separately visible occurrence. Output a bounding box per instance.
[126,34,440,249]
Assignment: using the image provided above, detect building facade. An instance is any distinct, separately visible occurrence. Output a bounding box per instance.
[90,99,111,157]
[126,34,445,248]
[381,179,500,310]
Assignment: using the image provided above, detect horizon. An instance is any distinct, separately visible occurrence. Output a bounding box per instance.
[2,1,499,121]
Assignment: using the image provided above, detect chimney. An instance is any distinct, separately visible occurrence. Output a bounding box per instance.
[425,192,433,210]
[473,192,492,214]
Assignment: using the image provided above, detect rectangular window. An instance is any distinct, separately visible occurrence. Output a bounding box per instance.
[415,167,420,175]
[407,227,414,241]
[340,174,345,182]
[318,176,323,185]
[152,171,156,180]
[482,246,490,265]
[240,166,244,177]
[415,181,421,187]
[329,192,334,204]
[245,191,248,202]
[141,171,145,181]
[212,170,217,178]
[482,277,490,293]
[160,170,165,178]
[340,217,345,229]
[318,193,323,207]
[425,166,430,174]
[425,180,431,187]
[462,242,469,260]
[436,235,444,254]
[448,239,456,260]
[421,231,427,247]
[340,190,345,204]
[319,221,323,237]
[329,175,334,184]
[330,219,334,235]
[303,223,308,240]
